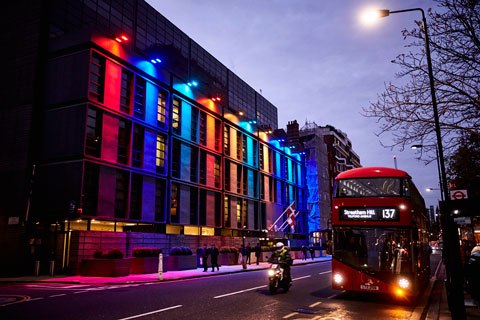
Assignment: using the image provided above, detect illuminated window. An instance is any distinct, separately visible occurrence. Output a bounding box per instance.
[224,196,230,227]
[224,125,230,156]
[89,52,105,103]
[132,125,143,168]
[259,145,264,170]
[237,199,242,228]
[172,98,181,134]
[134,77,146,119]
[156,134,166,173]
[86,107,102,157]
[242,135,247,162]
[157,90,167,126]
[242,199,248,229]
[117,119,131,165]
[120,69,133,114]
[236,131,242,160]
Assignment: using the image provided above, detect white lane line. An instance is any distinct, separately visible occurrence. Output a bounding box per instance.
[213,285,267,299]
[26,297,44,302]
[319,271,332,275]
[49,294,67,298]
[117,305,183,320]
[292,275,311,281]
[73,291,89,294]
[283,312,299,318]
[327,292,344,299]
[309,301,322,307]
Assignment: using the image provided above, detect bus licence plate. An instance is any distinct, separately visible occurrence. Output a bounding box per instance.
[360,285,379,290]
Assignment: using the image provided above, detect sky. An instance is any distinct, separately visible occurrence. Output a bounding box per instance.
[148,0,443,209]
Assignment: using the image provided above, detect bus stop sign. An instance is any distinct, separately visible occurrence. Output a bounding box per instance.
[450,190,468,200]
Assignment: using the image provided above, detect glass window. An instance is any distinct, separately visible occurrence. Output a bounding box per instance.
[224,195,230,227]
[236,131,242,160]
[334,178,404,198]
[242,135,247,162]
[155,179,166,222]
[199,111,206,145]
[83,162,99,215]
[86,107,102,157]
[214,156,221,188]
[171,139,181,178]
[214,119,221,151]
[132,125,143,168]
[134,76,146,119]
[89,52,105,103]
[224,125,230,156]
[172,98,181,134]
[157,90,167,126]
[129,173,142,220]
[117,119,131,165]
[170,183,179,223]
[333,227,412,275]
[120,70,133,114]
[156,134,166,173]
[191,107,198,142]
[236,199,242,228]
[190,147,198,182]
[114,170,129,218]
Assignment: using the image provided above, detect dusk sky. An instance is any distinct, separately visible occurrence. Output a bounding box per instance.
[148,0,442,209]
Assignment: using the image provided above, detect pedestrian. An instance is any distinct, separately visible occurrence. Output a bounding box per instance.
[241,244,248,270]
[301,245,308,260]
[201,243,209,272]
[210,243,220,272]
[465,246,480,304]
[309,244,315,260]
[254,243,261,265]
[246,243,252,265]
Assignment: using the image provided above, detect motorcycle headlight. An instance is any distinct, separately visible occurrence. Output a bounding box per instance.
[268,269,275,276]
[398,278,410,289]
[333,273,343,284]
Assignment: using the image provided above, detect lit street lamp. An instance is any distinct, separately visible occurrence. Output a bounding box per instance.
[426,187,440,192]
[366,8,465,318]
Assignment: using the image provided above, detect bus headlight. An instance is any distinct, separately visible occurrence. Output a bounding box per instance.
[268,269,275,276]
[398,278,410,289]
[333,273,343,284]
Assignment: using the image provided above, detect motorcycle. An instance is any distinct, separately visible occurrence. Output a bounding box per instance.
[267,263,291,294]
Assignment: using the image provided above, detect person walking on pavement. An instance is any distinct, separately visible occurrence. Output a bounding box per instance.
[465,245,480,304]
[201,243,209,272]
[301,245,308,260]
[254,243,261,265]
[241,244,248,270]
[210,243,220,272]
[246,243,252,265]
[309,244,315,261]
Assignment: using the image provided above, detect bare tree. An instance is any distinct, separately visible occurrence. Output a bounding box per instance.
[362,0,480,162]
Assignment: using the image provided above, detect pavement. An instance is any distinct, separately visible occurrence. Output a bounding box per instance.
[1,255,479,319]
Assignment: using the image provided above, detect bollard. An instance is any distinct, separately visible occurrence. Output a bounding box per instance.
[34,261,40,276]
[158,253,163,280]
[49,261,55,277]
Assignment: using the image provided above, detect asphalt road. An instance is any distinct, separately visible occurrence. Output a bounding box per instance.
[0,254,442,320]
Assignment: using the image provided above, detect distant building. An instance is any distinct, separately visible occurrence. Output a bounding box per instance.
[286,121,361,244]
[1,0,306,276]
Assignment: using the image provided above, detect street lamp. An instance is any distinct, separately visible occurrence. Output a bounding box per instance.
[426,187,440,192]
[370,8,465,318]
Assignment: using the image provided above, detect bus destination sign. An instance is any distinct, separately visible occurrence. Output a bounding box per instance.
[339,207,399,221]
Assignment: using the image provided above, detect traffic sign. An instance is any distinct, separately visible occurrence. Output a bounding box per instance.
[450,190,468,200]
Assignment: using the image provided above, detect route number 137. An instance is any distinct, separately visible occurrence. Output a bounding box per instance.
[382,209,396,219]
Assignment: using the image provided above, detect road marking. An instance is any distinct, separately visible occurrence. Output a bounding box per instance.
[73,291,89,294]
[117,305,183,320]
[292,275,311,281]
[309,301,322,307]
[319,271,332,275]
[213,285,267,299]
[27,297,44,301]
[283,312,299,318]
[327,292,344,299]
[49,294,67,298]
[433,258,442,280]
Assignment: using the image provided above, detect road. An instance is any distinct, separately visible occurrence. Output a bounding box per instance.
[0,254,442,320]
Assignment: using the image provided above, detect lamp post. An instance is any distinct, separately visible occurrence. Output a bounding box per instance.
[411,144,444,201]
[373,8,465,318]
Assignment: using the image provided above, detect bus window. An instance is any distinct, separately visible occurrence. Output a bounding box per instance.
[334,178,403,198]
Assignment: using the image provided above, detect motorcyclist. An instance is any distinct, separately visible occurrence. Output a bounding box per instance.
[268,242,293,282]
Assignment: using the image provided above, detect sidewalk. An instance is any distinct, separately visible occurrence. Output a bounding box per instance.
[0,256,331,285]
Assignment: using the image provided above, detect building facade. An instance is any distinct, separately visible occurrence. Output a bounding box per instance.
[293,121,361,244]
[1,0,307,275]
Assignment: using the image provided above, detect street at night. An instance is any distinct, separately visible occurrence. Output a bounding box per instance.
[0,256,444,320]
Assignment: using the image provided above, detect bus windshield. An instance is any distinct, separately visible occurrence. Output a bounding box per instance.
[334,177,405,198]
[333,227,412,275]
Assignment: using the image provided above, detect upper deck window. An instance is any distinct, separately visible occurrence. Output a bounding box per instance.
[334,178,406,198]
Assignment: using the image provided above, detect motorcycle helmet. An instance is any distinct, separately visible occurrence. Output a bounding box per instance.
[276,242,284,253]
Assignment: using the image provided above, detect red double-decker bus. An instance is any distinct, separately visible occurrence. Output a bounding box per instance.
[331,167,430,297]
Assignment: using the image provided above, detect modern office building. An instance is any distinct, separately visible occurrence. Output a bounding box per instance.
[1,0,307,275]
[286,121,361,244]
